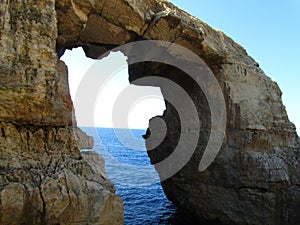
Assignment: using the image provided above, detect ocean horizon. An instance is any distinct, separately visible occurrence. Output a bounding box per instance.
[81,127,200,225]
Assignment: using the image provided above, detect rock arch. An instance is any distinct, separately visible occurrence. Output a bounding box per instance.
[0,0,299,224]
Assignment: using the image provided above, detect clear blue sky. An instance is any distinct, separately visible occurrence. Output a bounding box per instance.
[170,0,299,134]
[63,0,299,133]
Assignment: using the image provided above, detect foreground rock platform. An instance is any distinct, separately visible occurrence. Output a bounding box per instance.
[0,0,299,224]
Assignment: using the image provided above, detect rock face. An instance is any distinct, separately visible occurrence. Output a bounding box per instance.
[1,0,299,225]
[0,0,123,224]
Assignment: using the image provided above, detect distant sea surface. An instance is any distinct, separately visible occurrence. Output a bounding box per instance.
[81,127,199,225]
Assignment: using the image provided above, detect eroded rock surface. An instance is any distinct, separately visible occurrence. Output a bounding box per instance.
[0,0,123,224]
[0,0,299,224]
[0,123,123,225]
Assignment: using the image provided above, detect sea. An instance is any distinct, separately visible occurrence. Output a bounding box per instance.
[81,127,199,225]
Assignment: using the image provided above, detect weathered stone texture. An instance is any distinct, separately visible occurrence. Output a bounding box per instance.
[0,0,73,126]
[0,0,123,224]
[0,123,123,224]
[55,0,299,224]
[0,0,299,224]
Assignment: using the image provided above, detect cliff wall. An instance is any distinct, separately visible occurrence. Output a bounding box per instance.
[0,0,123,224]
[0,0,299,224]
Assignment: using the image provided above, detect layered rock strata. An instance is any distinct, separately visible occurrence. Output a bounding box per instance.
[0,0,123,224]
[0,0,299,224]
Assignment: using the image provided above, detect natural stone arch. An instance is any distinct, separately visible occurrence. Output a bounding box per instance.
[0,0,299,224]
[56,0,300,224]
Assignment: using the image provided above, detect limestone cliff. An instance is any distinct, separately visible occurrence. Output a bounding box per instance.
[0,0,123,224]
[0,0,299,224]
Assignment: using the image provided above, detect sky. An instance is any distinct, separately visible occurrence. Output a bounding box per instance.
[62,50,166,129]
[62,0,299,133]
[170,0,300,133]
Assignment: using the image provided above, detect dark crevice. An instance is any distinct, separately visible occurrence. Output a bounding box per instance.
[38,176,46,225]
[26,127,30,152]
[63,170,72,209]
[1,127,5,138]
[170,27,185,44]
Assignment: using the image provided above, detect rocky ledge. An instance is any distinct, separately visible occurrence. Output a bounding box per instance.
[0,123,123,225]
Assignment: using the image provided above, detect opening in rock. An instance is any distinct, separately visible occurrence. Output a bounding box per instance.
[61,48,197,224]
[61,48,166,129]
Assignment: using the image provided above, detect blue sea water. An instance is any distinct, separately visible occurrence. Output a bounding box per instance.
[81,127,198,225]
